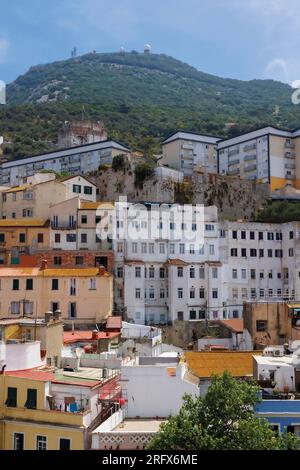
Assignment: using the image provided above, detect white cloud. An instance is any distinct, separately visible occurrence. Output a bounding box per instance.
[0,39,10,64]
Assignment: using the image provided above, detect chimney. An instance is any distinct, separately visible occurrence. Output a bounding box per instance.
[40,259,48,271]
[53,310,62,321]
[98,265,106,276]
[45,311,53,323]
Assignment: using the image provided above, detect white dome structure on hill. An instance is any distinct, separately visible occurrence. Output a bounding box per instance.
[144,44,151,54]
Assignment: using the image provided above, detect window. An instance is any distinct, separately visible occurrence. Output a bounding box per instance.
[141,243,147,254]
[260,270,264,279]
[177,312,184,321]
[5,387,17,407]
[259,249,264,258]
[14,433,24,451]
[160,289,165,299]
[36,436,47,451]
[0,233,5,243]
[250,269,256,280]
[242,288,248,299]
[52,279,59,291]
[69,303,77,319]
[132,243,138,254]
[289,248,294,257]
[149,288,155,299]
[81,233,87,244]
[26,279,33,291]
[250,231,255,240]
[232,269,238,279]
[84,186,93,195]
[190,288,195,299]
[135,289,141,299]
[209,245,215,255]
[250,249,257,257]
[59,439,71,451]
[12,279,19,291]
[231,248,238,257]
[179,244,185,254]
[178,288,183,299]
[267,232,274,241]
[205,224,214,231]
[275,250,283,258]
[220,229,226,238]
[232,288,238,299]
[259,232,264,241]
[73,184,81,193]
[37,233,44,244]
[89,278,96,290]
[169,243,175,254]
[199,267,205,279]
[190,267,195,278]
[251,288,256,299]
[241,231,246,239]
[25,388,37,409]
[177,267,183,278]
[54,256,62,266]
[11,302,20,315]
[260,289,265,298]
[276,232,282,241]
[268,271,273,279]
[189,244,195,255]
[117,267,123,278]
[81,215,87,224]
[159,244,165,254]
[95,216,101,224]
[212,268,218,279]
[149,267,155,278]
[199,310,206,320]
[66,234,76,243]
[256,320,268,332]
[149,243,154,254]
[199,287,205,299]
[212,288,218,299]
[242,269,247,280]
[135,267,141,278]
[117,243,123,253]
[241,248,247,257]
[75,256,84,266]
[189,310,197,320]
[290,231,294,239]
[70,279,76,296]
[232,230,237,239]
[54,234,61,244]
[267,249,273,257]
[19,233,26,243]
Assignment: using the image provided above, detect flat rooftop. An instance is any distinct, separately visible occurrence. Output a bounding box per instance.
[112,420,165,433]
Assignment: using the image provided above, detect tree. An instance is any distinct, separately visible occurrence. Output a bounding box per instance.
[148,372,300,450]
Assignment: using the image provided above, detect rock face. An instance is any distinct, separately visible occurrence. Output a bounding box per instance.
[90,158,270,221]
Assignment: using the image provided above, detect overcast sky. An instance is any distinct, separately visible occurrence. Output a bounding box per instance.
[0,0,299,84]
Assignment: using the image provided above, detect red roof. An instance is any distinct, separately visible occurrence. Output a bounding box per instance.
[64,331,120,345]
[218,319,244,334]
[5,369,55,382]
[106,316,122,331]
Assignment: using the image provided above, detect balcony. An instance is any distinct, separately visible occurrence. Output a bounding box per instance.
[0,405,90,427]
[244,143,256,152]
[228,159,240,167]
[285,174,296,180]
[244,154,257,162]
[284,141,295,149]
[51,221,77,230]
[285,163,296,170]
[228,148,239,157]
[285,152,296,159]
[244,164,257,172]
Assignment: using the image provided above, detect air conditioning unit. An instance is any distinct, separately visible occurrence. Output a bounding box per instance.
[263,346,284,357]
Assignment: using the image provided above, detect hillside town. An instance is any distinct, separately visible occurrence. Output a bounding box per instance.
[0,119,300,450]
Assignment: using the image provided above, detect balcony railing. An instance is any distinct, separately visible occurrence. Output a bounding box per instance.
[51,221,77,230]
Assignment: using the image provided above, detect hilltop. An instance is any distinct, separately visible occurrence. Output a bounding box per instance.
[1,51,300,159]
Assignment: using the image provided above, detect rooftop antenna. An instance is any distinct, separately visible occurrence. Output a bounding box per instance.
[71,47,77,58]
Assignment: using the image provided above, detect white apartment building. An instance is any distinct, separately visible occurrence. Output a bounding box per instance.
[114,203,300,325]
[161,131,221,176]
[218,126,300,192]
[0,140,130,187]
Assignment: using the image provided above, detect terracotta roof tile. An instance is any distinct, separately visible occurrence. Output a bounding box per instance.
[5,369,55,382]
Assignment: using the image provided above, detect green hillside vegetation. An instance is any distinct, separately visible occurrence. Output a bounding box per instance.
[1,51,300,160]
